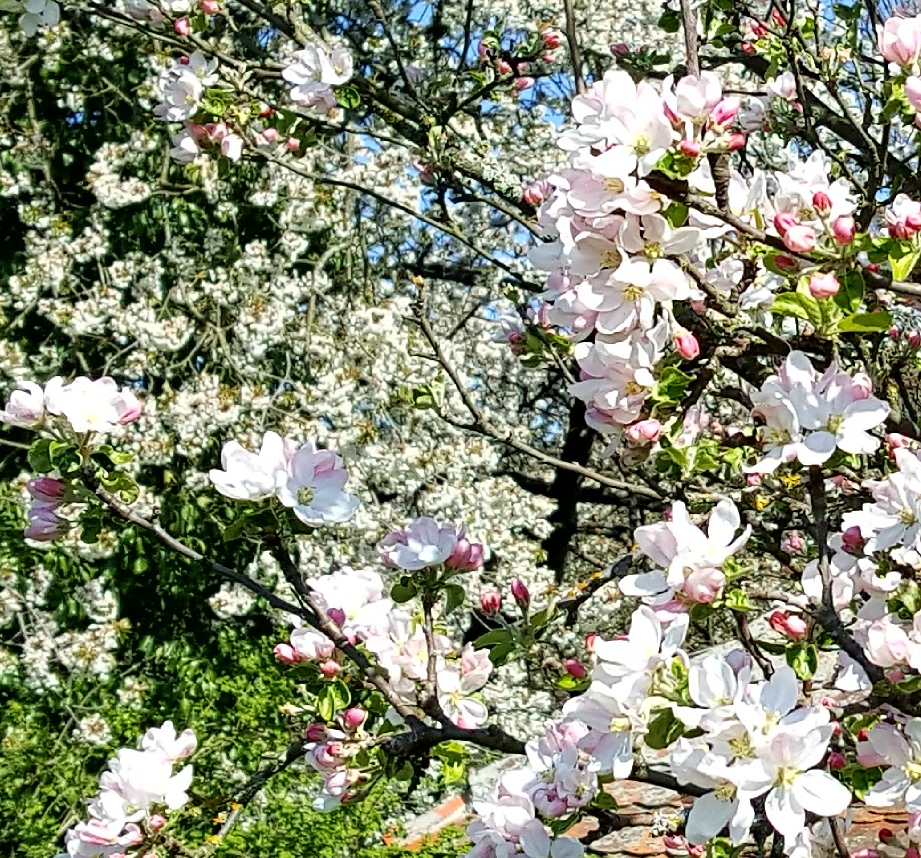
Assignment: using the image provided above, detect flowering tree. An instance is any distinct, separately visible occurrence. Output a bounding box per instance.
[12,0,921,856]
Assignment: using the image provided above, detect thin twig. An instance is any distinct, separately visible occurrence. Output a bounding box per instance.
[562,0,586,94]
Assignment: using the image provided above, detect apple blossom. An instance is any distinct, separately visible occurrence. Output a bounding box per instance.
[209,430,286,501]
[275,438,359,526]
[0,381,45,428]
[378,517,469,570]
[808,273,840,300]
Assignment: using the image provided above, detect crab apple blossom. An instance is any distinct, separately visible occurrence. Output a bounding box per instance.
[0,381,45,428]
[864,721,921,811]
[209,430,286,501]
[747,351,889,472]
[274,438,359,526]
[378,517,480,570]
[40,376,142,434]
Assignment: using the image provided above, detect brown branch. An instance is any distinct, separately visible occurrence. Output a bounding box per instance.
[411,299,663,501]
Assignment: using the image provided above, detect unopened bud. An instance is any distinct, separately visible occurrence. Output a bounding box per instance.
[909,330,921,348]
[726,132,746,151]
[841,525,865,554]
[812,191,832,213]
[673,329,700,360]
[774,212,798,236]
[540,28,563,49]
[768,610,808,641]
[327,607,346,628]
[565,658,587,678]
[808,272,840,300]
[286,137,300,151]
[626,418,662,445]
[343,707,367,730]
[511,578,530,608]
[480,589,502,615]
[174,16,191,34]
[515,76,536,91]
[585,632,597,652]
[319,660,340,678]
[711,96,741,127]
[305,723,326,742]
[679,139,701,157]
[832,215,856,245]
[828,751,846,771]
[148,815,167,831]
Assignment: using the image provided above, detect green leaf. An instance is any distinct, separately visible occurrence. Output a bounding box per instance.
[724,588,756,612]
[472,628,513,648]
[785,642,818,680]
[390,579,418,604]
[837,310,893,333]
[28,439,54,473]
[645,708,684,750]
[487,640,514,666]
[772,291,822,328]
[833,269,864,314]
[442,583,466,617]
[316,680,351,721]
[890,242,921,280]
[529,600,556,632]
[335,85,361,109]
[663,201,689,228]
[651,365,694,405]
[658,7,681,32]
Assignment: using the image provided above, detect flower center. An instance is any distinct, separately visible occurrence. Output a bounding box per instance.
[624,380,645,397]
[297,486,315,506]
[609,716,631,733]
[634,133,650,155]
[644,242,662,259]
[728,733,754,760]
[604,178,625,193]
[715,781,736,801]
[826,414,843,433]
[904,760,921,781]
[622,283,645,301]
[776,766,798,787]
[901,507,917,526]
[601,249,622,269]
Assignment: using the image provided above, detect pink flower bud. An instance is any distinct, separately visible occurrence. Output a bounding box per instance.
[447,538,485,571]
[711,96,741,127]
[626,418,662,445]
[774,212,798,236]
[327,607,346,628]
[830,719,842,736]
[319,660,340,678]
[148,815,167,831]
[27,477,67,506]
[886,433,913,458]
[878,829,894,844]
[540,29,563,49]
[174,16,191,34]
[585,632,597,652]
[852,850,877,858]
[688,845,705,858]
[285,137,300,151]
[522,181,547,206]
[781,531,804,552]
[771,9,785,25]
[305,723,327,742]
[262,127,278,142]
[200,0,219,11]
[890,325,902,340]
[751,22,767,37]
[808,272,840,300]
[908,213,921,232]
[673,329,700,360]
[565,658,587,678]
[726,132,746,151]
[116,391,142,424]
[768,610,808,641]
[663,835,687,850]
[828,751,846,771]
[783,224,817,253]
[679,139,701,157]
[909,330,921,348]
[746,474,762,486]
[477,42,489,59]
[273,643,301,664]
[259,104,274,118]
[887,668,906,683]
[812,191,832,213]
[511,578,530,608]
[343,707,367,730]
[610,42,629,56]
[906,848,919,858]
[480,589,502,615]
[496,59,512,75]
[832,215,856,245]
[24,505,66,542]
[841,526,865,554]
[515,76,536,91]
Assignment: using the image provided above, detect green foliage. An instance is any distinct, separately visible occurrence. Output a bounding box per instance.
[0,485,467,857]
